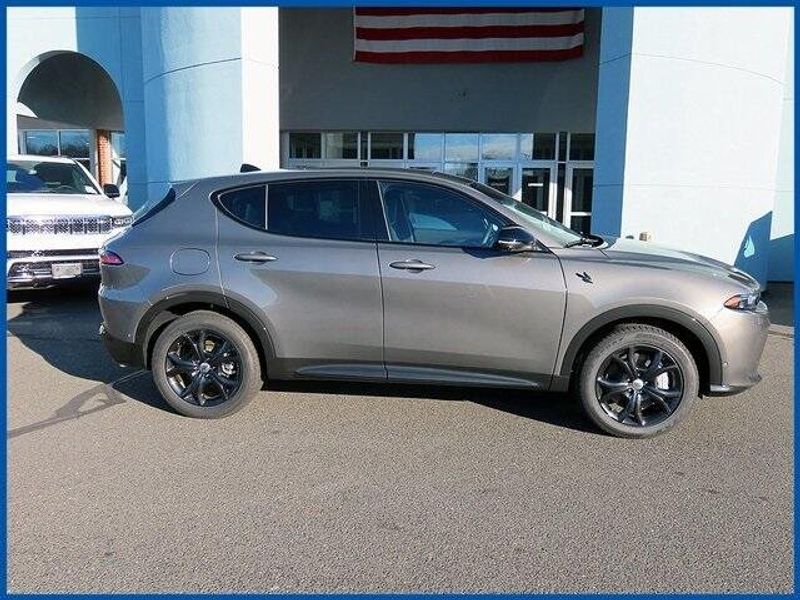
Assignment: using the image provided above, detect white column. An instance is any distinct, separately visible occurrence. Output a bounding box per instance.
[594,7,792,285]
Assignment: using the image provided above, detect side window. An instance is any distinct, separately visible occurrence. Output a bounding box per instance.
[379,180,504,248]
[267,180,373,241]
[218,185,266,229]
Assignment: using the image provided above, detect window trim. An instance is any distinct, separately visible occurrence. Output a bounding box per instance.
[374,178,513,251]
[212,178,384,244]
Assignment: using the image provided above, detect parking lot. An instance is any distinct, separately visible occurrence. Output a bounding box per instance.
[7,284,794,593]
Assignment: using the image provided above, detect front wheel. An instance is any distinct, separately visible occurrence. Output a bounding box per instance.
[151,310,262,418]
[577,324,699,438]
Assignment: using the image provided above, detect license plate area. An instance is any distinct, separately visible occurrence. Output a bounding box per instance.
[51,262,83,279]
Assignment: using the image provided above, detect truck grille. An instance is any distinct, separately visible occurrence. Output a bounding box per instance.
[7,215,113,236]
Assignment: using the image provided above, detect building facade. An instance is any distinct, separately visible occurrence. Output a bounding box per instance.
[7,7,794,284]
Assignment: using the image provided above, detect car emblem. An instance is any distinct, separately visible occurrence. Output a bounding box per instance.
[575,271,593,284]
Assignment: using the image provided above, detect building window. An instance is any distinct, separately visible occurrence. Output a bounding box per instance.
[520,133,556,161]
[289,133,322,159]
[23,131,59,156]
[444,162,478,181]
[569,133,595,161]
[481,134,517,161]
[23,129,92,172]
[369,132,404,160]
[408,133,443,161]
[444,133,480,162]
[323,132,359,159]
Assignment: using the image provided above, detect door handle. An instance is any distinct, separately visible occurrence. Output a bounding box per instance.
[234,251,278,263]
[389,259,436,271]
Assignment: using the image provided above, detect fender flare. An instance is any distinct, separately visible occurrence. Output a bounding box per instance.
[558,304,724,385]
[135,291,276,368]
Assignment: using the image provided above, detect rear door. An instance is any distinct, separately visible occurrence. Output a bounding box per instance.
[374,178,566,389]
[216,178,386,380]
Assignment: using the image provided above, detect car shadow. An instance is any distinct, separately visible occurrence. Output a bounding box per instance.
[7,285,596,434]
[265,379,596,434]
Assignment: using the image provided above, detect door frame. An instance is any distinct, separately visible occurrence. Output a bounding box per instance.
[519,163,558,219]
[563,161,594,229]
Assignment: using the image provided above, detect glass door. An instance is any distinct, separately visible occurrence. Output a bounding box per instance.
[480,164,515,196]
[564,164,594,234]
[520,167,556,219]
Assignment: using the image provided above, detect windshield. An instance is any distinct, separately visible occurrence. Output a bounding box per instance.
[7,159,99,195]
[469,181,584,246]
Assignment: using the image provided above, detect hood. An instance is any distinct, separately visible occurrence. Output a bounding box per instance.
[597,236,760,291]
[7,193,132,218]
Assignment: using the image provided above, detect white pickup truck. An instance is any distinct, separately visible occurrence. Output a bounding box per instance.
[7,154,133,289]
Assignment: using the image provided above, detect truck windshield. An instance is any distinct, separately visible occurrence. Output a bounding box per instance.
[469,181,585,246]
[7,159,99,195]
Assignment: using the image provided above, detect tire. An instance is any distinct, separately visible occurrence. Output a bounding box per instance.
[577,324,699,438]
[151,310,262,418]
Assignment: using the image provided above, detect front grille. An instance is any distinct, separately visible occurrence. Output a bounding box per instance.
[7,216,113,236]
[8,259,100,280]
[8,249,99,259]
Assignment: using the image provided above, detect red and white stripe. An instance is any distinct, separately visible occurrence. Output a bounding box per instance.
[354,7,585,64]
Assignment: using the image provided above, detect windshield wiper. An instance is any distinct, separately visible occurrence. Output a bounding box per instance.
[563,234,603,248]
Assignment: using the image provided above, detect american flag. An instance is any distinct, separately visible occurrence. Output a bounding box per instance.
[353,7,585,64]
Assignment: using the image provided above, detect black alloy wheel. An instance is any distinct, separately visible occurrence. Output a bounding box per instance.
[164,329,242,407]
[595,344,684,427]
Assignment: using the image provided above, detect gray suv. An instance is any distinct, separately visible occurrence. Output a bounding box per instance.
[98,169,769,437]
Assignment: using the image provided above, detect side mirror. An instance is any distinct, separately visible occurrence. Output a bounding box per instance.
[494,225,536,253]
[103,184,121,199]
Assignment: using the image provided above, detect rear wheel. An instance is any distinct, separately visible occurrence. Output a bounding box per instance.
[577,324,699,438]
[151,310,262,418]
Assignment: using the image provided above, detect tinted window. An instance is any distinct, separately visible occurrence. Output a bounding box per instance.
[267,180,372,241]
[219,185,266,228]
[379,181,504,248]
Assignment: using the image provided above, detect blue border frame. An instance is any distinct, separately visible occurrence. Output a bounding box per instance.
[1,1,797,597]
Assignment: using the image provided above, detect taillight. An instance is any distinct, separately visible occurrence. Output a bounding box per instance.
[100,249,124,265]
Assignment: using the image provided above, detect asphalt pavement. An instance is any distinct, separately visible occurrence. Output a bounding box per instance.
[6,284,795,593]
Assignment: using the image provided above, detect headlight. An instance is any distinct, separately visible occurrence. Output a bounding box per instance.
[112,216,133,228]
[724,292,761,311]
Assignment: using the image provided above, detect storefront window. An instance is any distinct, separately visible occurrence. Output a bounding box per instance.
[445,133,479,162]
[569,133,595,161]
[481,134,517,160]
[323,132,359,159]
[370,132,404,160]
[23,131,59,156]
[444,162,478,181]
[520,133,556,160]
[289,133,321,159]
[59,131,90,159]
[408,133,443,161]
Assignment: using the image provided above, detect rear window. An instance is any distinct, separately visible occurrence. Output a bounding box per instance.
[218,185,266,228]
[266,180,372,241]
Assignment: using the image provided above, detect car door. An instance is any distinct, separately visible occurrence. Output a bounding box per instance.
[374,178,566,389]
[216,178,387,381]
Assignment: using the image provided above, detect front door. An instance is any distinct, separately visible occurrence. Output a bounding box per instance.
[480,164,515,196]
[215,179,386,380]
[375,178,566,388]
[564,164,594,234]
